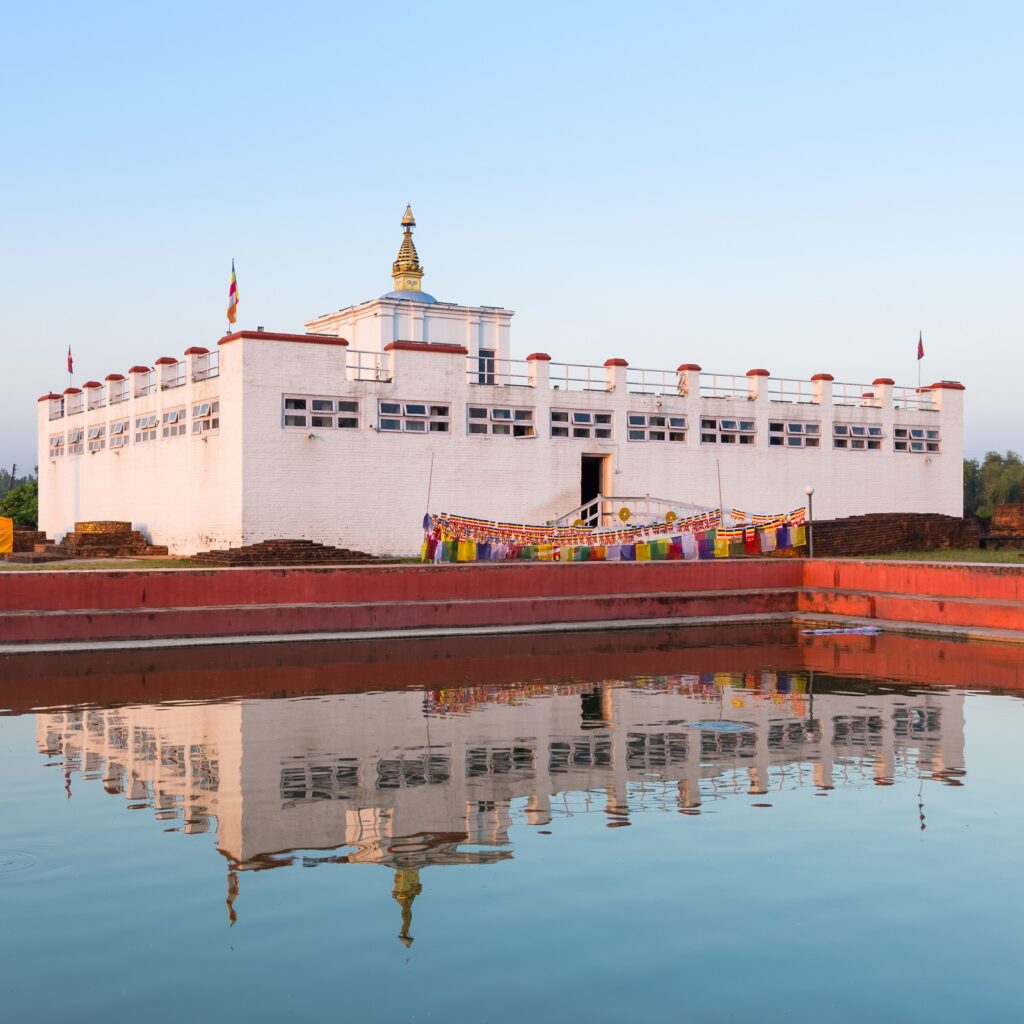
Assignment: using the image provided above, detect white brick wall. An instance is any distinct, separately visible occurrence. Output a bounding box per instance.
[37,310,964,557]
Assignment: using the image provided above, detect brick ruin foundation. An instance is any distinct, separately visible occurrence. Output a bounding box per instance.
[811,512,978,557]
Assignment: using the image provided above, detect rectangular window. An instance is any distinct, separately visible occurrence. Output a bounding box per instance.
[67,428,84,455]
[109,419,130,449]
[282,396,360,429]
[466,405,535,438]
[833,423,884,450]
[87,425,106,452]
[627,413,687,442]
[49,433,65,458]
[769,420,821,448]
[551,409,612,440]
[701,417,756,445]
[162,407,187,438]
[894,425,940,453]
[135,414,158,443]
[377,400,449,434]
[192,399,220,435]
[478,348,496,385]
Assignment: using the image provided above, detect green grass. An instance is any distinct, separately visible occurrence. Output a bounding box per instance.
[865,548,1024,563]
[0,558,202,572]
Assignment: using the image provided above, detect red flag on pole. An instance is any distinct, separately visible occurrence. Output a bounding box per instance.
[917,332,924,360]
[67,346,73,374]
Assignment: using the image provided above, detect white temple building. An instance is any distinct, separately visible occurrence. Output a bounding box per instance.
[37,207,965,556]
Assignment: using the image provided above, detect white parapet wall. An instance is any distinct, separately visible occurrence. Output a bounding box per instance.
[38,328,964,557]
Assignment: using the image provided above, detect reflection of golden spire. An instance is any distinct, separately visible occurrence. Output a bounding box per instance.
[392,205,424,293]
[392,867,422,947]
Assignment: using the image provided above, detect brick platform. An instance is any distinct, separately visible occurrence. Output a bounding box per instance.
[42,521,169,559]
[12,530,50,553]
[191,538,387,566]
[981,504,1024,550]
[811,512,978,556]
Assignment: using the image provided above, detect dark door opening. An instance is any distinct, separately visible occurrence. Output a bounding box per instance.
[581,455,604,508]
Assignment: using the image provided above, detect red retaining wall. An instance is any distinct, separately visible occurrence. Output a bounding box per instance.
[4,558,1024,646]
[802,559,1024,602]
[0,560,802,613]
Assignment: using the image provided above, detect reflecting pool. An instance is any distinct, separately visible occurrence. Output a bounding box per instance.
[2,626,1023,1022]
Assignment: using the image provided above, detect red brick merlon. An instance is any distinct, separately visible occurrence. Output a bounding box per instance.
[63,387,81,395]
[677,363,702,372]
[104,373,125,382]
[929,381,966,390]
[219,331,349,347]
[82,380,102,389]
[526,352,551,361]
[811,373,834,381]
[38,393,63,402]
[184,346,209,356]
[384,341,468,354]
[604,358,629,367]
[872,377,895,386]
[154,357,178,366]
[129,365,151,374]
[746,368,770,377]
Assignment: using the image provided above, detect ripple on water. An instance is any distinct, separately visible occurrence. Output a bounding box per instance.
[0,850,40,876]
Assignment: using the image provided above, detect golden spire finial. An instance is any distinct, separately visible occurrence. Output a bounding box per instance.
[392,205,424,292]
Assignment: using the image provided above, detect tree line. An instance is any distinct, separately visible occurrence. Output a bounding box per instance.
[0,466,38,530]
[963,452,1024,520]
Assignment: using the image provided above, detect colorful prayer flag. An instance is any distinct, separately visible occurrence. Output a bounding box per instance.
[227,260,239,324]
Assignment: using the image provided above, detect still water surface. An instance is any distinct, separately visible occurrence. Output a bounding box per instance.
[1,630,1023,1022]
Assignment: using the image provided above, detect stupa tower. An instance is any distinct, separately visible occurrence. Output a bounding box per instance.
[391,205,425,294]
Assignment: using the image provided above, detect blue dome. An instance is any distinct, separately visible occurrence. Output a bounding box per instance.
[380,289,437,304]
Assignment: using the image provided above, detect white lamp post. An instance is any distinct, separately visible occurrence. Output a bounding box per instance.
[804,486,815,558]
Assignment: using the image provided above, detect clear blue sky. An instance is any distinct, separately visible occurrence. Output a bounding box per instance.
[2,1,1021,471]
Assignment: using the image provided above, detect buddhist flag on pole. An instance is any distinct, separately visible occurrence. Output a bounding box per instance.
[917,331,924,360]
[67,346,73,374]
[227,260,239,325]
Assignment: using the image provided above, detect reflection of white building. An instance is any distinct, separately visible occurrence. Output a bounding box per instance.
[36,207,965,555]
[37,677,964,940]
